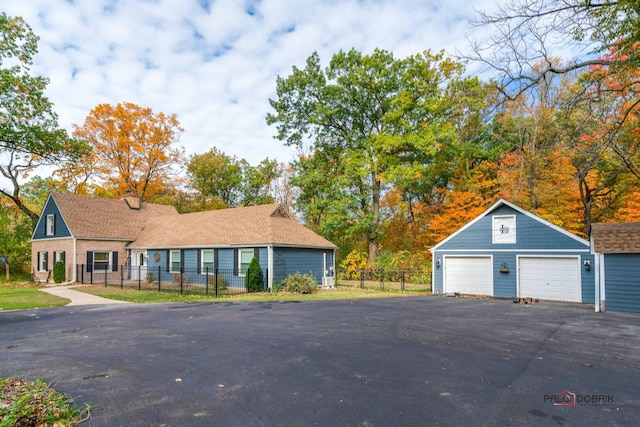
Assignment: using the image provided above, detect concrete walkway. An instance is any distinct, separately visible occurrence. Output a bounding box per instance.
[39,285,131,306]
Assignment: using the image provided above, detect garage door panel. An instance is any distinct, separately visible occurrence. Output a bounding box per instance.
[444,257,492,296]
[519,257,581,302]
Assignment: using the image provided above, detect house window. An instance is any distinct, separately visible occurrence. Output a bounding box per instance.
[170,250,181,272]
[94,251,110,271]
[239,249,254,276]
[492,215,516,244]
[38,251,48,272]
[46,214,55,236]
[201,249,214,273]
[54,251,65,265]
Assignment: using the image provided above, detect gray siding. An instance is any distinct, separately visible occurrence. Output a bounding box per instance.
[32,197,72,240]
[604,254,640,313]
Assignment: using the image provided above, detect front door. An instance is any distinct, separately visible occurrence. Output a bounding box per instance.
[131,250,147,281]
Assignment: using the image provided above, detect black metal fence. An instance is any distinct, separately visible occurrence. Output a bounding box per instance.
[337,268,431,292]
[76,265,268,296]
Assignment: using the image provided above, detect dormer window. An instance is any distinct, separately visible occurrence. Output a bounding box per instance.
[46,214,55,236]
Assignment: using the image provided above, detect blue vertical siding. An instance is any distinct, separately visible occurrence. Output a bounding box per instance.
[604,254,640,313]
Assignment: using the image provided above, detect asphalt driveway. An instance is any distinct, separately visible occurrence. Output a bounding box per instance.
[1,296,639,426]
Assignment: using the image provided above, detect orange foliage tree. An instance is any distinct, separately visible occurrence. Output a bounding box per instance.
[70,102,185,202]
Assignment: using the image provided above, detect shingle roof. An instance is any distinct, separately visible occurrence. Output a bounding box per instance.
[591,222,640,253]
[129,203,337,249]
[51,192,179,240]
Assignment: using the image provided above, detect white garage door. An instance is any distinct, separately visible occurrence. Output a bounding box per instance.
[444,256,493,296]
[518,257,581,302]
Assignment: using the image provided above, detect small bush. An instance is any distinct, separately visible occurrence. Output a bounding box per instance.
[145,272,156,283]
[244,257,264,292]
[271,281,285,293]
[173,273,188,285]
[53,261,66,283]
[339,250,368,280]
[282,272,317,294]
[208,275,227,291]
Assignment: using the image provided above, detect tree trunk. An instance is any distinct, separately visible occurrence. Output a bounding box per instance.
[368,171,381,266]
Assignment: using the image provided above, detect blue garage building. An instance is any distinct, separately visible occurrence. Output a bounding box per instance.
[591,222,640,313]
[431,199,595,305]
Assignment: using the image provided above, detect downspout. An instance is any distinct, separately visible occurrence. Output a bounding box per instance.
[323,252,327,283]
[594,253,600,312]
[598,253,606,312]
[72,238,77,282]
[267,245,274,290]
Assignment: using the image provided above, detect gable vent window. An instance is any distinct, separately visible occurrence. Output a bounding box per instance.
[46,214,55,236]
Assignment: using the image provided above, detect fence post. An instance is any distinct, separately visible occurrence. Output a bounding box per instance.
[80,265,84,284]
[215,268,218,297]
[360,269,364,289]
[380,270,384,291]
[120,266,124,289]
[138,265,141,290]
[180,266,184,295]
[158,266,161,292]
[90,267,93,285]
[401,270,405,291]
[104,267,108,287]
[205,267,209,295]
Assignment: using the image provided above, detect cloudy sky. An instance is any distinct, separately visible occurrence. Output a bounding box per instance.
[5,0,500,166]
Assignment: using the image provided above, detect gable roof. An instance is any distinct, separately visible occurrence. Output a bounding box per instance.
[129,203,337,249]
[48,192,179,240]
[591,222,640,254]
[430,198,589,251]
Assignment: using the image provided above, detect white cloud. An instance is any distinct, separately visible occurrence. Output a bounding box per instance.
[4,0,500,166]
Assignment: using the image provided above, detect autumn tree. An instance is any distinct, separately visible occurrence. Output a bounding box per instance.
[0,199,32,276]
[186,147,280,210]
[0,13,87,227]
[559,59,640,233]
[267,49,478,264]
[70,102,185,202]
[470,1,640,231]
[470,0,639,99]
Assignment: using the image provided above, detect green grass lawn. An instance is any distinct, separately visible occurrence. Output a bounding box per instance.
[0,283,70,310]
[0,281,431,311]
[76,283,425,303]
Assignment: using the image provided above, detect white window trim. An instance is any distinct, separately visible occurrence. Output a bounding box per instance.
[238,249,254,277]
[46,214,55,236]
[93,251,111,272]
[492,215,516,244]
[201,249,215,274]
[169,250,181,273]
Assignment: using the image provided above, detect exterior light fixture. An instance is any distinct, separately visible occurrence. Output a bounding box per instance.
[584,260,591,271]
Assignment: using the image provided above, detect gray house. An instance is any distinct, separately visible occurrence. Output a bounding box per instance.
[591,222,640,313]
[32,192,337,289]
[430,199,595,304]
